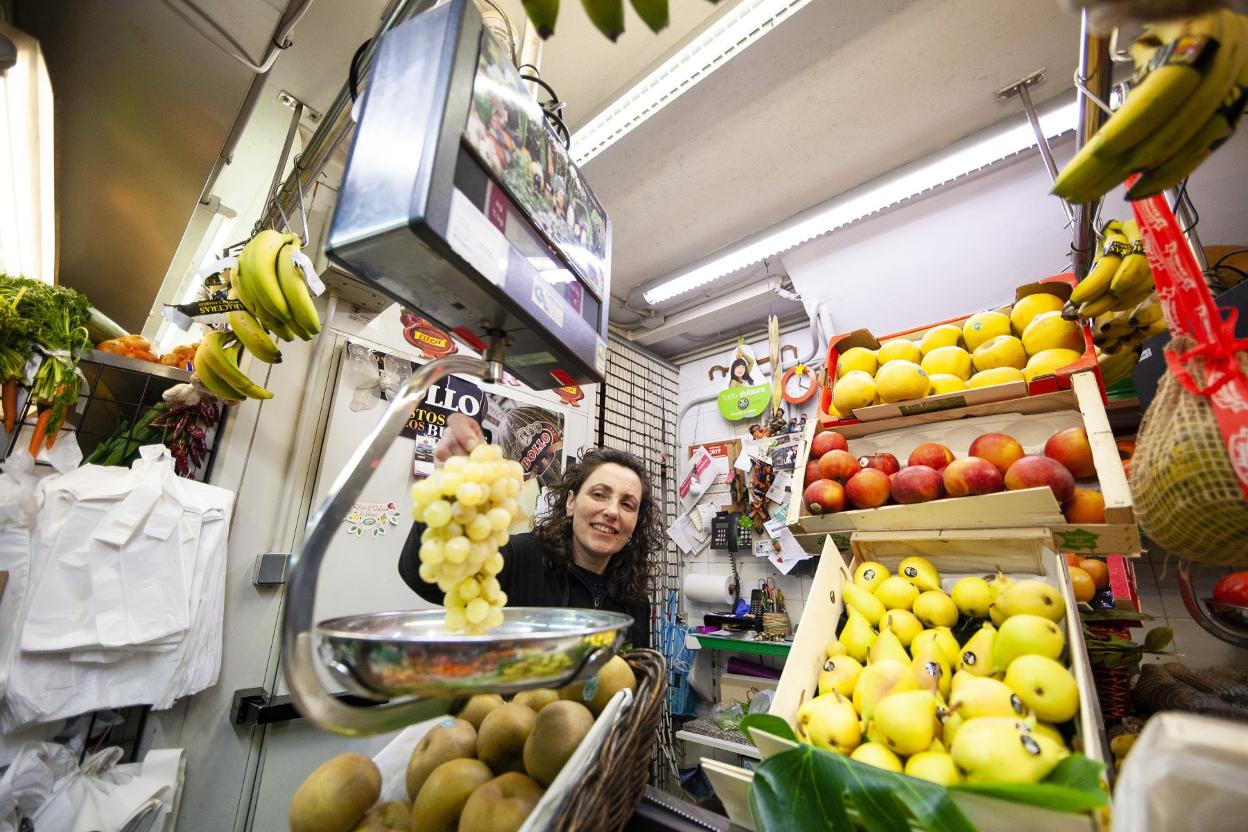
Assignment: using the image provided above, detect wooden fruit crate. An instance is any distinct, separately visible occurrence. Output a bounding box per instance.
[787,370,1139,556]
[763,529,1108,832]
[818,275,1100,426]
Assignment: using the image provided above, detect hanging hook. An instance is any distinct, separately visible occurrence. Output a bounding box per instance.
[1073,67,1115,116]
[293,154,311,245]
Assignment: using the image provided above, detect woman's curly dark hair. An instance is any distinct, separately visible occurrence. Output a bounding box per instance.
[532,447,662,603]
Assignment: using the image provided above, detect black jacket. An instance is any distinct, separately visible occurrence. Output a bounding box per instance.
[399,523,650,648]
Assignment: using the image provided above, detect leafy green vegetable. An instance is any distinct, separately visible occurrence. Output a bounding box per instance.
[748,743,975,832]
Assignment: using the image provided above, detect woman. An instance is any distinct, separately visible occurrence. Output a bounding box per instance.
[399,414,660,647]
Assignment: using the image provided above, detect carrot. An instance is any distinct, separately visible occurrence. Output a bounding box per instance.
[2,378,15,433]
[45,409,66,449]
[29,406,51,456]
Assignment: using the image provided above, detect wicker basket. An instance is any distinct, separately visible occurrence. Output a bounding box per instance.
[549,649,666,832]
[1087,624,1132,722]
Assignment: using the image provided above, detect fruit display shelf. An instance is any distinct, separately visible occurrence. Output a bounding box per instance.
[787,370,1139,556]
[819,274,1099,427]
[770,529,1107,831]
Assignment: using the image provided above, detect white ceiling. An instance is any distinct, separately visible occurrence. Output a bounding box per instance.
[22,0,1087,355]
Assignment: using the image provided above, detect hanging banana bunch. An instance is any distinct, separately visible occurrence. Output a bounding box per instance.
[192,229,324,403]
[523,0,720,41]
[1052,8,1248,203]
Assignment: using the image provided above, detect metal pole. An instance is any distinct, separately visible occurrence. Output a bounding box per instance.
[259,0,438,230]
[259,101,304,234]
[997,70,1074,224]
[1167,183,1211,273]
[1071,10,1112,278]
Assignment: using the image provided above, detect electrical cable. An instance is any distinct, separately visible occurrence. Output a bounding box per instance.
[160,0,315,74]
[348,38,373,104]
[519,73,571,149]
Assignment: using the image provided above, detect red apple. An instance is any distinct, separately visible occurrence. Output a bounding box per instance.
[1045,427,1096,479]
[1004,455,1076,504]
[890,465,945,504]
[943,457,1005,497]
[968,432,1025,476]
[859,452,901,476]
[1063,487,1106,523]
[908,442,955,471]
[810,429,849,458]
[804,459,822,486]
[804,479,845,514]
[818,449,861,482]
[845,468,891,509]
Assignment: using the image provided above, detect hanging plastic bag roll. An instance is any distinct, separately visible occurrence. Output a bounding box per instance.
[683,573,734,605]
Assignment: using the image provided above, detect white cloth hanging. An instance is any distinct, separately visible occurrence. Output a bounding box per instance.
[1,446,233,729]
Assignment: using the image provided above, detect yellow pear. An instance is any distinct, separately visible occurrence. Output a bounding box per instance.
[958,624,997,677]
[797,692,862,754]
[825,639,848,659]
[947,676,1026,720]
[905,751,963,786]
[1032,722,1067,748]
[999,580,1066,623]
[850,742,903,772]
[942,712,964,747]
[869,623,911,666]
[898,556,942,592]
[870,690,939,756]
[951,717,1068,784]
[987,568,1015,626]
[852,660,917,724]
[912,590,959,628]
[1003,656,1080,723]
[910,642,951,700]
[992,614,1066,673]
[949,670,976,697]
[880,609,923,648]
[853,561,891,593]
[912,627,960,667]
[842,572,887,627]
[874,577,920,611]
[819,655,864,698]
[951,576,993,618]
[839,608,878,664]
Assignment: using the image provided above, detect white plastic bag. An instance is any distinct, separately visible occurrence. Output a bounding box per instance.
[1112,712,1248,832]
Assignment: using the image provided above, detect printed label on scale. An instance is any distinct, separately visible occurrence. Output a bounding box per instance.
[531,280,565,328]
[447,189,508,288]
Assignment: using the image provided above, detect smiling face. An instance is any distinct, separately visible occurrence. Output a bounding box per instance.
[565,462,643,569]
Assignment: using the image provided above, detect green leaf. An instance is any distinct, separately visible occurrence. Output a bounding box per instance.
[1080,609,1154,622]
[1144,626,1174,652]
[750,746,853,832]
[740,714,796,744]
[748,744,975,832]
[951,755,1108,814]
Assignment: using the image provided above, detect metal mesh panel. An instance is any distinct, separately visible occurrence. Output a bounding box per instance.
[594,335,680,791]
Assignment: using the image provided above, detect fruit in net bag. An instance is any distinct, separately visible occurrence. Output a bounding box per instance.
[410,443,526,633]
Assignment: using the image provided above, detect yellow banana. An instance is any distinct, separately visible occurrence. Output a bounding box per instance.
[1109,281,1157,313]
[1142,318,1171,339]
[276,242,322,337]
[1123,10,1244,173]
[1072,239,1131,305]
[197,331,274,400]
[1120,220,1141,243]
[1100,312,1137,339]
[581,0,624,41]
[1098,345,1139,386]
[238,229,293,323]
[227,307,281,364]
[1128,294,1163,328]
[522,0,559,38]
[193,342,249,402]
[1080,293,1119,319]
[1109,248,1152,295]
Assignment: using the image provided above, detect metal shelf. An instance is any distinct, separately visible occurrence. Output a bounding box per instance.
[687,634,792,658]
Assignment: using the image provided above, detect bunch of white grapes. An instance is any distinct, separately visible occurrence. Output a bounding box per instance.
[410,442,525,633]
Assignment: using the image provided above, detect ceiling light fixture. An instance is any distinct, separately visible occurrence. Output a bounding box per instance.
[570,0,813,166]
[640,97,1080,306]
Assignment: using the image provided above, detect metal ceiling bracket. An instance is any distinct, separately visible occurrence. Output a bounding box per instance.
[996,69,1073,224]
[277,89,323,125]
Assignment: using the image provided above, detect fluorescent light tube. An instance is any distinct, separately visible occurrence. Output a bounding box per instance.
[642,99,1079,305]
[571,0,813,166]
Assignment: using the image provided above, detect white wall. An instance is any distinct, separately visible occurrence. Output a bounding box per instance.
[781,133,1248,337]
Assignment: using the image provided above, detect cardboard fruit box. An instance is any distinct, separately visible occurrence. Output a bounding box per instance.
[818,275,1101,426]
[788,370,1140,556]
[764,529,1108,832]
